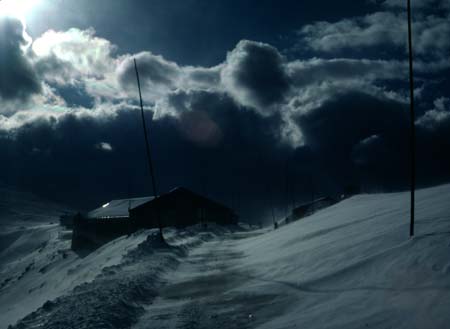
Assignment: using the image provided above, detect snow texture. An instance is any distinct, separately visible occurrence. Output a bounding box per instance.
[2,184,450,329]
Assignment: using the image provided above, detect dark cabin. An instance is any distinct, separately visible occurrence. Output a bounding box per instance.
[72,187,238,250]
[290,196,337,222]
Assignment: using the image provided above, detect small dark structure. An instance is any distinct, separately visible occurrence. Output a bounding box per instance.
[289,196,337,222]
[59,212,75,228]
[72,187,238,250]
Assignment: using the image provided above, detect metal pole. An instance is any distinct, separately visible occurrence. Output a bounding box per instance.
[285,158,290,219]
[407,0,415,237]
[134,58,164,241]
[271,197,277,229]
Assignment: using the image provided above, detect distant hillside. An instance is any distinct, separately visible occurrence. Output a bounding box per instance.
[0,183,69,228]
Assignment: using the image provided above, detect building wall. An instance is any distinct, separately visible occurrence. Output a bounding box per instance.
[130,190,237,227]
[72,216,137,250]
[72,189,237,251]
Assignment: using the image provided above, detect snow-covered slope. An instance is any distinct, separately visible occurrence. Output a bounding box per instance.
[2,184,450,329]
[1,221,232,329]
[0,183,69,268]
[233,184,450,329]
[0,185,71,327]
[0,183,67,228]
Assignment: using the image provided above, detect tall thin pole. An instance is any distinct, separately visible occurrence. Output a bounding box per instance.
[407,0,415,237]
[285,158,290,219]
[134,58,164,241]
[271,195,277,229]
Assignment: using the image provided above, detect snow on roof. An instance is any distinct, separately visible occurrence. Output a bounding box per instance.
[87,196,155,219]
[87,186,234,220]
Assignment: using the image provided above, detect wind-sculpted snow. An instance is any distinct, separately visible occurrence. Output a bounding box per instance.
[233,184,450,329]
[10,233,179,329]
[7,225,230,329]
[3,185,450,329]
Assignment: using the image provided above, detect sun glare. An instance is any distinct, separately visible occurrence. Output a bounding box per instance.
[0,0,42,22]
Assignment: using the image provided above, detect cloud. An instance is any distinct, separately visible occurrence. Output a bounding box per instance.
[95,142,113,152]
[1,24,417,151]
[416,97,450,129]
[0,17,41,103]
[288,58,407,88]
[184,65,222,88]
[275,57,410,146]
[117,51,181,92]
[221,40,291,114]
[29,27,125,105]
[352,134,388,167]
[32,27,117,80]
[378,0,450,9]
[1,15,449,217]
[292,92,412,189]
[295,92,409,151]
[33,52,76,85]
[298,12,405,54]
[0,22,434,154]
[298,7,450,60]
[0,99,288,220]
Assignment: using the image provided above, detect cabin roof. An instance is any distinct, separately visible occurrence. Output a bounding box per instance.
[87,196,155,219]
[87,186,234,220]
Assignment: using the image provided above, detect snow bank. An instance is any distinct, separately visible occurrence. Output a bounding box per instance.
[3,183,450,329]
[234,184,450,329]
[3,224,234,329]
[0,225,150,328]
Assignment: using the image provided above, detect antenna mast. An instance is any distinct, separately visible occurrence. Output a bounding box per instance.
[134,58,164,241]
[407,0,416,237]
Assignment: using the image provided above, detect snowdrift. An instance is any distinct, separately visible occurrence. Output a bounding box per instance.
[1,222,233,329]
[2,183,450,329]
[234,184,450,328]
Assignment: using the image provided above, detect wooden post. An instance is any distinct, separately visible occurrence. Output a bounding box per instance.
[407,0,416,237]
[134,58,164,241]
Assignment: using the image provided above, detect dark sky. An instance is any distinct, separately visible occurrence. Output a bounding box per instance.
[26,0,378,65]
[0,0,449,223]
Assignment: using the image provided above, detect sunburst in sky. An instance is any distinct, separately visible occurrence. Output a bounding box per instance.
[0,0,42,23]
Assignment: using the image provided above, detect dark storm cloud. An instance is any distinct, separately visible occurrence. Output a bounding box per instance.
[296,92,409,150]
[0,17,41,102]
[33,53,75,84]
[2,0,449,222]
[417,117,450,185]
[222,40,290,112]
[292,93,411,189]
[414,97,450,183]
[288,58,406,87]
[163,90,225,146]
[379,0,450,9]
[293,91,450,191]
[0,95,289,221]
[1,89,449,222]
